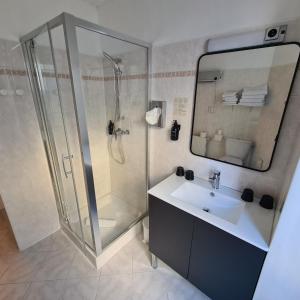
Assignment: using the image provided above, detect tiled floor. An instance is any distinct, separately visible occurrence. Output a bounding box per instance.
[0,210,210,300]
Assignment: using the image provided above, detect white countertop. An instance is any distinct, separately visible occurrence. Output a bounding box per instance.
[148,174,274,252]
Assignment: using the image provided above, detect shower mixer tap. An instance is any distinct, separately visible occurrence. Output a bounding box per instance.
[108,121,129,137]
[114,128,130,138]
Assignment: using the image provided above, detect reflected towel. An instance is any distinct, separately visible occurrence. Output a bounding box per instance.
[241,95,266,99]
[239,102,265,107]
[242,84,268,96]
[222,96,238,101]
[223,90,240,97]
[222,101,239,105]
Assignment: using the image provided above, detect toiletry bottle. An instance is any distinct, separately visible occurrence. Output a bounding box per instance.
[171,120,181,141]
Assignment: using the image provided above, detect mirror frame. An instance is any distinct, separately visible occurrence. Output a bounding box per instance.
[190,42,300,172]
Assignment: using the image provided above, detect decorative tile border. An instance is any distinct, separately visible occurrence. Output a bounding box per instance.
[151,70,196,78]
[0,68,27,76]
[0,68,196,81]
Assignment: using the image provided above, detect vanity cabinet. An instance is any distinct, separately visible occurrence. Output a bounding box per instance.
[148,195,267,300]
[148,195,194,278]
[188,218,266,300]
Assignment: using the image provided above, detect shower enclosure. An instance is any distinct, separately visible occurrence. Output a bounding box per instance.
[21,13,149,262]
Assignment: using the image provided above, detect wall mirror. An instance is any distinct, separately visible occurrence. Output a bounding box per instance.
[191,43,300,171]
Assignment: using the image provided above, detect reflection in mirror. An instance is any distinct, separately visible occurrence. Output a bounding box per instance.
[191,44,300,171]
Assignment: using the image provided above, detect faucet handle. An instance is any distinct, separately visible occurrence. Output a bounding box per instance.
[215,170,221,176]
[210,169,220,178]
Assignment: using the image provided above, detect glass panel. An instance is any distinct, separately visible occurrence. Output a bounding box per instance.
[76,27,148,248]
[49,26,95,250]
[32,31,84,241]
[32,27,95,250]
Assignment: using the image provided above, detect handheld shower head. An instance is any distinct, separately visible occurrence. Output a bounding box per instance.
[103,51,122,74]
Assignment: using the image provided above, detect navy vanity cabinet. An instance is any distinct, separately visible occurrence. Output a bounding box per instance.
[188,217,267,300]
[149,194,267,300]
[149,195,194,278]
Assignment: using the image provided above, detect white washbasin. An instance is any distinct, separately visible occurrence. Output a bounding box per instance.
[148,174,274,251]
[171,181,245,224]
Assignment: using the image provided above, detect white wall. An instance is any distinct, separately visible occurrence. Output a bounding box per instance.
[0,0,98,41]
[96,0,300,45]
[253,159,300,300]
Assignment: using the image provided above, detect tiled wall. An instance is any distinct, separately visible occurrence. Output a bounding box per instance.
[103,48,148,213]
[149,21,300,219]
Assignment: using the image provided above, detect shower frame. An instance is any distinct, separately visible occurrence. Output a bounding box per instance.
[20,13,151,259]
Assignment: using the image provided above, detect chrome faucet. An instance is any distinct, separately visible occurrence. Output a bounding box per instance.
[209,170,221,190]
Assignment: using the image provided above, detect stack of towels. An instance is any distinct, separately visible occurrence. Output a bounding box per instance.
[222,90,241,105]
[239,84,268,107]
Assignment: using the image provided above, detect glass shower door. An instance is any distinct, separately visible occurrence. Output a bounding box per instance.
[25,27,99,252]
[75,26,148,248]
[29,30,85,243]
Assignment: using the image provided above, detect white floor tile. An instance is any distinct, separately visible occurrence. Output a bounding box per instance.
[61,277,98,300]
[0,251,46,284]
[166,274,211,300]
[32,250,75,281]
[126,238,153,274]
[51,231,75,252]
[27,236,55,252]
[0,220,211,300]
[24,280,65,300]
[101,245,132,275]
[132,271,169,300]
[0,283,29,300]
[96,274,133,300]
[67,251,100,279]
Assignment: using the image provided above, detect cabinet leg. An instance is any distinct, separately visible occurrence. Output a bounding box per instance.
[151,253,158,269]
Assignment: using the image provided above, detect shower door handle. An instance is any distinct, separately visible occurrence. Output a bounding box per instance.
[62,154,73,178]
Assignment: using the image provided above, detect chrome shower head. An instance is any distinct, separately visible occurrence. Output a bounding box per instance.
[103,51,122,74]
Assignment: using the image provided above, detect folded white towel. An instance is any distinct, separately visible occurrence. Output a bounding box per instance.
[242,92,267,96]
[223,90,240,97]
[239,102,265,107]
[223,96,238,102]
[222,101,238,105]
[240,98,265,103]
[243,84,268,91]
[241,95,266,99]
[242,84,268,96]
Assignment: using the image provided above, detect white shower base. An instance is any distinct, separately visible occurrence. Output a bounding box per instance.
[80,193,143,249]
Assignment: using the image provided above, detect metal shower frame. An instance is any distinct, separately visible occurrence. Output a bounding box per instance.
[20,12,151,258]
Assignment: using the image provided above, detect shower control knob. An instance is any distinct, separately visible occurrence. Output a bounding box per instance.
[114,128,130,136]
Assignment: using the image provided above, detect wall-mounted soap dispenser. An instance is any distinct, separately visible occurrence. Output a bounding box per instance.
[171,120,181,140]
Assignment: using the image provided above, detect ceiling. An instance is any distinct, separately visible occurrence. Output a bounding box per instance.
[82,0,300,45]
[81,0,107,7]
